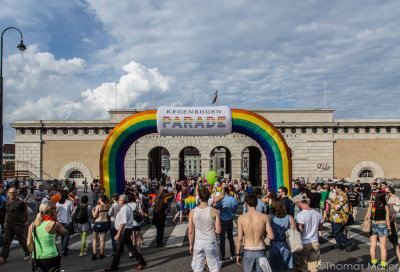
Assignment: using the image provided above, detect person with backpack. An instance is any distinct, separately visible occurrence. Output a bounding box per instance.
[72,195,91,257]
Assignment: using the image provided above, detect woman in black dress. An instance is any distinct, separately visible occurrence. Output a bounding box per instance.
[152,188,167,247]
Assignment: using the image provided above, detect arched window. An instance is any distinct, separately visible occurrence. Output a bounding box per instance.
[68,170,84,179]
[359,169,373,178]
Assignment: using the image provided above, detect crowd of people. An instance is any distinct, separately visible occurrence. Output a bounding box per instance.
[0,176,399,271]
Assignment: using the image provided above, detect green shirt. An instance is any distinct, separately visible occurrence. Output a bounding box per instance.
[33,221,58,259]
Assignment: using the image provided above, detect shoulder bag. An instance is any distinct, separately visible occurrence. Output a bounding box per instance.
[285,228,303,253]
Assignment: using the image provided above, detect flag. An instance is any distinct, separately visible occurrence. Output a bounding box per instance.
[212,90,218,104]
[163,192,174,203]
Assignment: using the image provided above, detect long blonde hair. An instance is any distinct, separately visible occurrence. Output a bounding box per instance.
[33,201,55,227]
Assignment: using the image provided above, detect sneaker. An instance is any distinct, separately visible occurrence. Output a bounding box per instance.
[380,261,387,267]
[79,252,87,257]
[136,262,147,270]
[22,255,31,261]
[230,255,236,261]
[92,254,97,260]
[345,240,355,252]
[371,259,378,265]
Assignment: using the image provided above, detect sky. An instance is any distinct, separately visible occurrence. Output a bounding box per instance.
[1,0,400,143]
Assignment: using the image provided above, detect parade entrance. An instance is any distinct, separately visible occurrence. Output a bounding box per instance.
[100,107,292,196]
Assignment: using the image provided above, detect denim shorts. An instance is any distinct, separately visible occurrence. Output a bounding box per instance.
[176,201,183,212]
[371,223,389,237]
[93,222,109,233]
[242,251,268,272]
[132,226,141,231]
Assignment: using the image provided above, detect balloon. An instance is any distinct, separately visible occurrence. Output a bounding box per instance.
[206,171,218,185]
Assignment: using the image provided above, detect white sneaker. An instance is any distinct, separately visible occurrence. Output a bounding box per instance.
[23,255,31,261]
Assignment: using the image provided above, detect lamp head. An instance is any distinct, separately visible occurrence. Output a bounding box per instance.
[17,40,27,51]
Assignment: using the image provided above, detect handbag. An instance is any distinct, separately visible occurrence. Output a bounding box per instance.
[361,219,372,233]
[285,228,303,253]
[133,203,144,224]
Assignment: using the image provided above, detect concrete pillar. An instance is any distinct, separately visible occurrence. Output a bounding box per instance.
[201,158,210,176]
[169,158,179,181]
[231,158,242,181]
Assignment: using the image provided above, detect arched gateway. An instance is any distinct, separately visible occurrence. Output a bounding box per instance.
[100,107,292,196]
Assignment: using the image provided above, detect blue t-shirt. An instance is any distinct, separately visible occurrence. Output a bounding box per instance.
[216,195,238,221]
[243,198,267,214]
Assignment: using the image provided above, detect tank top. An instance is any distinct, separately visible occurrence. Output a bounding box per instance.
[176,191,182,202]
[33,221,58,259]
[373,205,386,221]
[193,207,216,241]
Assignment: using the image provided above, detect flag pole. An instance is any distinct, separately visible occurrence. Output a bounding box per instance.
[324,81,327,109]
[115,81,118,109]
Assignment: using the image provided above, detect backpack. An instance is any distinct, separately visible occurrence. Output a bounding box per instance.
[73,205,89,224]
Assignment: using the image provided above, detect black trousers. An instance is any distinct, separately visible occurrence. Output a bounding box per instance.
[156,224,165,245]
[0,223,30,260]
[111,229,145,269]
[220,220,235,259]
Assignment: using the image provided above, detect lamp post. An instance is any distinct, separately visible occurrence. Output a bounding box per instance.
[1,27,27,181]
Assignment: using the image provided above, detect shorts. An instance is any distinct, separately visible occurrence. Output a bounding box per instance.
[132,226,141,231]
[294,241,320,271]
[191,239,220,272]
[370,223,389,237]
[93,222,109,233]
[242,251,268,272]
[176,202,183,212]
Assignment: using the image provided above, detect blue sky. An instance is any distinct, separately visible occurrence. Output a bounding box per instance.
[1,0,400,143]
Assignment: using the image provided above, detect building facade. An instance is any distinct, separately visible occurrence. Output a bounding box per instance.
[10,109,400,186]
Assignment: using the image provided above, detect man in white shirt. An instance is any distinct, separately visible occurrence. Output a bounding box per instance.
[105,195,147,271]
[292,194,323,272]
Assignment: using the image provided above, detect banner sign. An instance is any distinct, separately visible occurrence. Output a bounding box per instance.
[157,106,232,136]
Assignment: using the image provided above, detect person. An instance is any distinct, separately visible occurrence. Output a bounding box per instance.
[236,194,274,271]
[0,187,31,265]
[347,186,360,222]
[19,177,28,200]
[34,184,46,212]
[108,193,121,254]
[105,195,146,271]
[41,189,54,204]
[364,191,391,267]
[189,187,222,272]
[353,180,365,208]
[292,182,300,197]
[56,190,74,256]
[292,194,323,272]
[214,185,238,263]
[268,198,295,272]
[92,195,109,259]
[278,186,294,217]
[73,195,91,257]
[262,190,277,215]
[387,187,400,263]
[326,184,354,251]
[83,178,88,193]
[0,185,6,233]
[319,185,329,217]
[152,188,167,247]
[127,194,144,254]
[245,182,254,194]
[243,187,267,214]
[27,201,66,271]
[172,184,183,224]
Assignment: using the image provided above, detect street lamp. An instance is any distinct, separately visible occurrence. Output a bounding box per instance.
[1,27,27,181]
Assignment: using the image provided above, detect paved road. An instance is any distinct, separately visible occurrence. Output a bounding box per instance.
[1,193,400,271]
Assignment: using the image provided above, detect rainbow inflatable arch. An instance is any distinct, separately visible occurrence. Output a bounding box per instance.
[100,109,292,196]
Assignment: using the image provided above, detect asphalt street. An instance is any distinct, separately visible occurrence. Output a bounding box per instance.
[1,191,400,272]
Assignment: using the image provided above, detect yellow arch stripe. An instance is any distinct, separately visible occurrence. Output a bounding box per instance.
[232,111,290,186]
[102,112,157,191]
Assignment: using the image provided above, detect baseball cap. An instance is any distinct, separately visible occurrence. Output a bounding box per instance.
[291,194,306,204]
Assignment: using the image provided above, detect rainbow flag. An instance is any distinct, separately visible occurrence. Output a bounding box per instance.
[164,193,174,203]
[184,196,196,210]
